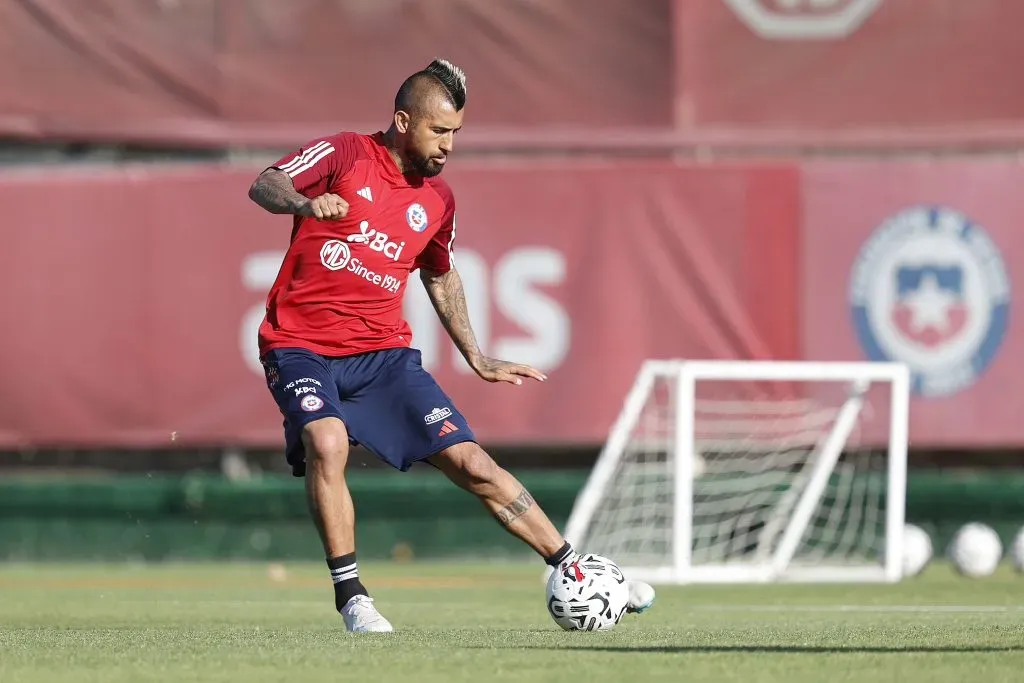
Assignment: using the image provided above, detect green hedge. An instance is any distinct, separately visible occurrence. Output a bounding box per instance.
[0,470,1022,561]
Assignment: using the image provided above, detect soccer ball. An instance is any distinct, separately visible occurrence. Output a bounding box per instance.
[947,522,1002,578]
[901,524,933,577]
[1010,527,1024,573]
[546,553,629,631]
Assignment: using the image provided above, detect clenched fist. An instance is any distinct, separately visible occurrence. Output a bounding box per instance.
[299,193,349,221]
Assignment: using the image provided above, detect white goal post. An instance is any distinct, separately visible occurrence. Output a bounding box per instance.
[563,360,911,584]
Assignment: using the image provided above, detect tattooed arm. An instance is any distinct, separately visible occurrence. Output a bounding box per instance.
[247,169,348,220]
[419,267,547,385]
[419,267,484,369]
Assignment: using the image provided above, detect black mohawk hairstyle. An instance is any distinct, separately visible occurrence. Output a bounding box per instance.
[423,58,467,111]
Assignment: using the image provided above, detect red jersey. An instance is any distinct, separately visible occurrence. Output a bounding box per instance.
[258,132,456,358]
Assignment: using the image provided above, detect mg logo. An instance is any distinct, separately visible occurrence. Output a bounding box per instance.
[320,240,351,271]
[725,0,881,40]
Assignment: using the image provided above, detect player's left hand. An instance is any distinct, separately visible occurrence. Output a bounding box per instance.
[471,357,547,385]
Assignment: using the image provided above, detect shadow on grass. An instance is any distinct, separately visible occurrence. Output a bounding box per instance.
[471,644,1023,654]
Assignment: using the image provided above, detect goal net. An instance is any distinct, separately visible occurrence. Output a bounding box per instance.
[563,361,910,584]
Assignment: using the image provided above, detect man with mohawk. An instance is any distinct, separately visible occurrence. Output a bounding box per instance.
[248,59,653,632]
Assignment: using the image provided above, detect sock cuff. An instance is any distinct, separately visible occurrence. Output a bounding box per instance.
[327,553,356,571]
[544,541,575,567]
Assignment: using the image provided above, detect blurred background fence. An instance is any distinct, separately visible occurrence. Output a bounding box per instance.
[2,0,1023,562]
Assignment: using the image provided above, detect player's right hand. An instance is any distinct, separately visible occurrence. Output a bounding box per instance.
[299,193,349,220]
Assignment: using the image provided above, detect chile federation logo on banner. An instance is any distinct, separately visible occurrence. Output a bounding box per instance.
[849,206,1011,398]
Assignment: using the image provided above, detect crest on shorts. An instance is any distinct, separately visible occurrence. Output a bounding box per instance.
[849,206,1010,397]
[300,395,324,412]
[406,203,428,232]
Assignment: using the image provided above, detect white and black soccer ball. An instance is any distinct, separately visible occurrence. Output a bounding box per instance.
[545,553,629,632]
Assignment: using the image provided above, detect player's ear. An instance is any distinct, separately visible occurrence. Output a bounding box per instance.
[394,110,411,134]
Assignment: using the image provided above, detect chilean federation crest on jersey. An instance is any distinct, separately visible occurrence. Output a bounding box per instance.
[849,206,1010,398]
[406,203,428,232]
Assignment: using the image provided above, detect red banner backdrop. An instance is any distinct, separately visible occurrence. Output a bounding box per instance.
[7,1,1024,148]
[0,0,672,145]
[802,161,1022,447]
[674,0,1024,135]
[0,162,798,448]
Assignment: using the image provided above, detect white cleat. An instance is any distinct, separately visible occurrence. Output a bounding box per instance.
[340,595,394,633]
[626,580,655,614]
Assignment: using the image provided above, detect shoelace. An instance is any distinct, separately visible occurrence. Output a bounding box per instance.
[346,596,379,614]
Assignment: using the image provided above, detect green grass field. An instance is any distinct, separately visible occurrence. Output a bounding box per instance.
[2,561,1023,683]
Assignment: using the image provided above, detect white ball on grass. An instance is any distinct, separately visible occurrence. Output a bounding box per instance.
[545,554,629,631]
[1010,526,1024,573]
[901,523,933,577]
[947,522,1002,578]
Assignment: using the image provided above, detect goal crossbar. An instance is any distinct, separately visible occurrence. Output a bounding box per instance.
[645,359,908,383]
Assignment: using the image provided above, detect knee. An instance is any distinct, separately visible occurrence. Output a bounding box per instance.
[447,443,501,489]
[302,418,349,473]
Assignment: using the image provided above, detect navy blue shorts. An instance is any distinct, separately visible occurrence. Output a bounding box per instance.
[260,347,476,476]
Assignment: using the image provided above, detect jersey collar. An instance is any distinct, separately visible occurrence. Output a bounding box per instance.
[371,132,422,187]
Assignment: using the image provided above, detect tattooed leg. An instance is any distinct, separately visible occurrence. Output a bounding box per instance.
[428,442,566,559]
[495,489,535,526]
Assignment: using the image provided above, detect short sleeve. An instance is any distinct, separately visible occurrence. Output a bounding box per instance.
[416,195,456,274]
[270,133,356,196]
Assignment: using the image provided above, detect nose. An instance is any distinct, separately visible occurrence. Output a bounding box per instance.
[439,132,453,154]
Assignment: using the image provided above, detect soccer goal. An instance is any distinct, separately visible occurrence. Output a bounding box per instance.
[563,360,911,584]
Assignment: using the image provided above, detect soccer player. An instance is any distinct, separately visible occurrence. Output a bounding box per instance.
[248,58,653,632]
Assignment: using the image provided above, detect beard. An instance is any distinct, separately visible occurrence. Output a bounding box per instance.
[408,150,445,178]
